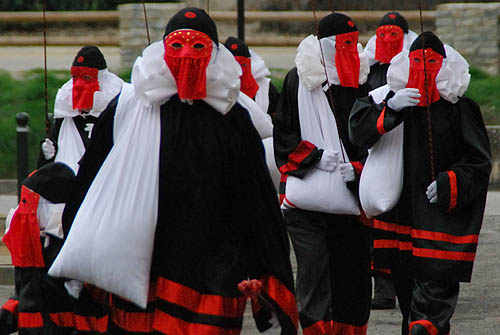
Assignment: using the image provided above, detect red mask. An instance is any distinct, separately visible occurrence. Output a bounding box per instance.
[406,48,444,107]
[71,66,100,111]
[235,55,259,99]
[164,29,213,100]
[335,31,360,88]
[375,25,404,64]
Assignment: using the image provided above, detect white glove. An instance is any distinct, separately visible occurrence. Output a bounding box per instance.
[41,138,56,160]
[64,279,84,299]
[387,88,421,111]
[339,163,356,182]
[426,181,438,204]
[316,150,339,172]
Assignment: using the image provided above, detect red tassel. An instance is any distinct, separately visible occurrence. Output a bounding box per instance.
[237,279,263,299]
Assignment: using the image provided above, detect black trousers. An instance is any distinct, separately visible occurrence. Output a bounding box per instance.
[284,208,371,334]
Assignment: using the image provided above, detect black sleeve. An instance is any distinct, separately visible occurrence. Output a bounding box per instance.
[61,96,119,237]
[349,91,403,149]
[37,118,63,168]
[273,68,323,178]
[436,97,492,210]
[266,81,280,122]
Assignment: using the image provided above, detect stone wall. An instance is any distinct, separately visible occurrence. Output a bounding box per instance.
[436,3,500,75]
[488,126,500,189]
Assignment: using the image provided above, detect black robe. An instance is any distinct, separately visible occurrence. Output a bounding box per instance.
[349,94,492,282]
[273,67,369,202]
[367,63,390,90]
[62,95,298,334]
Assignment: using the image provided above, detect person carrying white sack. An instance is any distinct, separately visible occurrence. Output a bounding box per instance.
[38,46,124,174]
[50,7,298,335]
[273,12,372,335]
[349,31,491,335]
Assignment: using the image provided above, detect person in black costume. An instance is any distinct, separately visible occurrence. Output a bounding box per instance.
[38,46,123,174]
[273,12,372,335]
[52,7,298,335]
[349,31,491,335]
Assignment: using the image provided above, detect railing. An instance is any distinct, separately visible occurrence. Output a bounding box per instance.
[0,10,436,46]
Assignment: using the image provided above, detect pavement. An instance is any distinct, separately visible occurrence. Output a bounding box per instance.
[0,46,298,75]
[0,192,499,334]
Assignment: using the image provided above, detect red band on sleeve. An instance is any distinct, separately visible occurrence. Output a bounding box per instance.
[350,161,363,175]
[279,140,316,174]
[376,106,387,135]
[447,170,457,211]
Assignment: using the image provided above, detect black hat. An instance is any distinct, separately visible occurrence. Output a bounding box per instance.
[410,31,446,58]
[318,12,358,39]
[164,7,218,45]
[379,12,409,33]
[23,162,75,204]
[72,46,107,70]
[224,36,250,57]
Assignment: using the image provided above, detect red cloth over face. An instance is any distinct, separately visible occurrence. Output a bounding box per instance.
[163,29,213,100]
[235,55,259,99]
[406,48,444,107]
[335,31,360,88]
[71,66,100,111]
[375,25,404,64]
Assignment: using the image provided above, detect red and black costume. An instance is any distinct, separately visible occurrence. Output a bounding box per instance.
[274,13,371,335]
[58,8,298,335]
[350,32,492,335]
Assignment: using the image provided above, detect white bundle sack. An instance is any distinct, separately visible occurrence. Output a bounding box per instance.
[359,85,404,218]
[284,81,360,215]
[262,137,280,190]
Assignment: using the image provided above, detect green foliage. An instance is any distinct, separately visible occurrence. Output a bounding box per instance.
[466,67,500,125]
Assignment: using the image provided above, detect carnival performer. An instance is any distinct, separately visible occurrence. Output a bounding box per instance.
[350,31,491,335]
[49,8,298,335]
[38,46,123,173]
[273,12,372,335]
[364,11,418,312]
[365,11,418,90]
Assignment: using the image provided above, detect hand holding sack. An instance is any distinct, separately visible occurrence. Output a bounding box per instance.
[339,163,355,182]
[41,139,56,160]
[387,87,420,111]
[426,181,438,203]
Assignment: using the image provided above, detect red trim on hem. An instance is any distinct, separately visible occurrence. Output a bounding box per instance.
[372,220,412,235]
[376,106,387,135]
[153,309,241,335]
[261,275,299,330]
[374,239,412,251]
[412,247,475,262]
[2,299,18,314]
[279,140,316,174]
[331,320,368,335]
[50,312,108,332]
[18,312,44,328]
[409,320,439,335]
[155,277,247,318]
[412,229,478,245]
[350,161,364,175]
[111,308,153,333]
[302,320,331,335]
[447,170,457,211]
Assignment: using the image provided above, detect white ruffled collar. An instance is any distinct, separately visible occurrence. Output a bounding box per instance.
[364,30,419,66]
[295,34,369,91]
[131,40,242,115]
[386,45,470,103]
[54,69,124,119]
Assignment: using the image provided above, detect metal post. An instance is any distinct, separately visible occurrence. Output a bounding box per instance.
[16,112,29,202]
[237,0,245,41]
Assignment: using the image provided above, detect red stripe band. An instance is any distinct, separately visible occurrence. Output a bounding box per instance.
[350,161,363,175]
[2,299,18,314]
[50,312,108,332]
[412,229,478,245]
[18,312,44,328]
[448,170,457,211]
[279,140,316,174]
[111,308,153,333]
[303,320,331,335]
[409,320,439,335]
[412,247,476,262]
[376,106,387,135]
[374,239,412,251]
[372,220,411,235]
[155,278,246,318]
[262,275,299,330]
[331,321,368,335]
